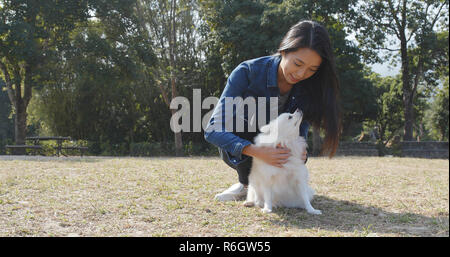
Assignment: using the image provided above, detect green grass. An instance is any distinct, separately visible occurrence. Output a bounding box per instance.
[0,155,448,237]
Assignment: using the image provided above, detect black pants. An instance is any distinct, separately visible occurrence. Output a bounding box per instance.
[219,131,257,185]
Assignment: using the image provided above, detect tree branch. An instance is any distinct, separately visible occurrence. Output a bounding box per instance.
[430,0,448,29]
[387,0,402,35]
[411,57,423,102]
[374,47,401,52]
[23,63,33,107]
[0,60,17,106]
[401,0,407,32]
[406,28,417,43]
[157,82,170,107]
[12,62,22,101]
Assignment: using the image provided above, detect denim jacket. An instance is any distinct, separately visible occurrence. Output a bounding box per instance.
[204,55,310,165]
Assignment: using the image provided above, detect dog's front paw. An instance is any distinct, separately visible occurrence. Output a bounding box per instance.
[262,208,272,213]
[307,209,322,215]
[243,201,254,207]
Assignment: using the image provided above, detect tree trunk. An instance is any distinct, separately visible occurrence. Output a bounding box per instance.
[1,61,31,154]
[14,101,28,155]
[171,108,183,156]
[402,88,414,141]
[169,0,183,156]
[399,25,414,141]
[174,132,183,156]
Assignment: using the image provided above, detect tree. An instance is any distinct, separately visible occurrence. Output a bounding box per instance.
[351,0,449,141]
[29,1,158,154]
[0,0,90,150]
[366,73,404,143]
[428,79,449,140]
[135,0,201,156]
[199,0,377,153]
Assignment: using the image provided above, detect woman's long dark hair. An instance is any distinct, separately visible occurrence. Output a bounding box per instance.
[277,20,341,157]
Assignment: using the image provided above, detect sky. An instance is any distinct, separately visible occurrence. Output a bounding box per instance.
[346,31,402,77]
[369,62,401,77]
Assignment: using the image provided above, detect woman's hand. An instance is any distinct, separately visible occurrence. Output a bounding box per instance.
[277,144,307,163]
[242,144,291,168]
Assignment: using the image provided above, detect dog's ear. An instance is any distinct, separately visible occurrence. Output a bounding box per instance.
[260,123,271,134]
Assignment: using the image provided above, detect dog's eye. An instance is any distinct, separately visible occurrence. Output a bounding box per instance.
[288,116,292,120]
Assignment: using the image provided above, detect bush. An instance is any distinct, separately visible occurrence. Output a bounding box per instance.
[0,138,13,155]
[130,142,174,156]
[386,135,402,156]
[99,142,129,156]
[375,140,388,156]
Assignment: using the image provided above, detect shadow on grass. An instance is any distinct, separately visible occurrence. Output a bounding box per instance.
[266,195,448,237]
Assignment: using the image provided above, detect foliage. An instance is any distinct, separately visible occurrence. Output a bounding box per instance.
[364,73,404,143]
[199,0,377,140]
[31,19,158,149]
[1,1,448,157]
[0,0,92,147]
[426,80,449,140]
[350,0,449,140]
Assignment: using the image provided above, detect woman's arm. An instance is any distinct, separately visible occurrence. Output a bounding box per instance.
[242,144,292,168]
[204,62,253,160]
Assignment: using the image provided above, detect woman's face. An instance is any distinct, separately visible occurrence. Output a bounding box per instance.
[279,48,322,85]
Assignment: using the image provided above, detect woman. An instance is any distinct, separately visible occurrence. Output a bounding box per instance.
[204,20,341,201]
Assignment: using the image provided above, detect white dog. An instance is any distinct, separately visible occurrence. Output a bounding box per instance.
[244,109,322,214]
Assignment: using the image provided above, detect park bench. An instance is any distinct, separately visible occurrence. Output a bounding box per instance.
[5,145,44,155]
[5,137,89,157]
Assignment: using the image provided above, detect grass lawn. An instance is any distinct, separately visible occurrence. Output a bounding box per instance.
[0,155,448,237]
